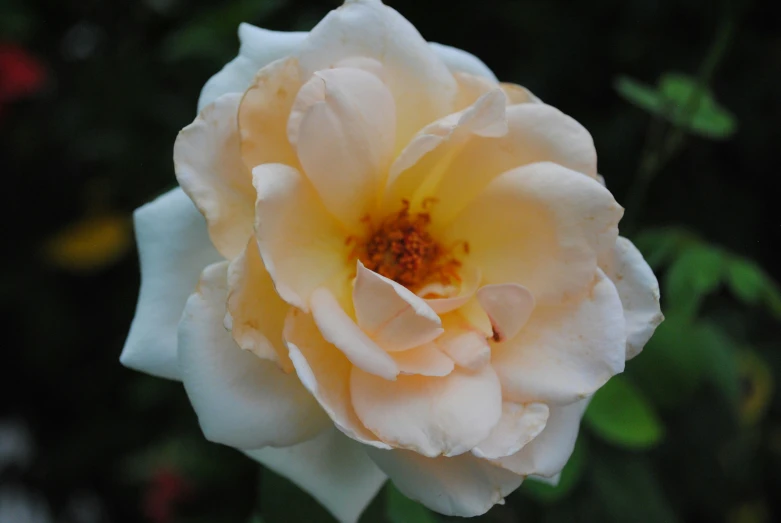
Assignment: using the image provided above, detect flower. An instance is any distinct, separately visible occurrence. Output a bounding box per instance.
[121,1,663,521]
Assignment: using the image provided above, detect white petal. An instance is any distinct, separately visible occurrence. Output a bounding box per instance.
[436,320,491,371]
[351,365,502,457]
[284,309,391,449]
[428,41,497,80]
[495,398,589,477]
[311,287,399,380]
[472,402,549,460]
[198,24,307,111]
[175,93,254,259]
[391,343,454,377]
[253,163,351,310]
[120,188,221,380]
[492,270,626,405]
[178,262,329,449]
[298,0,457,146]
[367,447,522,517]
[603,237,664,359]
[292,67,396,231]
[353,262,443,352]
[246,428,387,523]
[476,283,535,342]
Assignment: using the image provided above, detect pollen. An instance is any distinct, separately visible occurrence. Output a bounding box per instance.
[349,200,464,290]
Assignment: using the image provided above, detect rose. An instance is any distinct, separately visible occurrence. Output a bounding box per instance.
[120,1,663,521]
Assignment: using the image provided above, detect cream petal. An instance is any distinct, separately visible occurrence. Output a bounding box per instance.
[252,163,351,311]
[492,270,626,405]
[472,402,549,460]
[226,238,293,372]
[476,283,535,342]
[238,57,303,171]
[367,447,522,517]
[602,237,664,359]
[246,428,387,523]
[178,262,329,449]
[311,287,399,380]
[428,42,497,80]
[421,263,481,314]
[121,189,221,380]
[292,67,396,231]
[444,162,622,304]
[297,0,457,146]
[501,82,543,105]
[353,262,443,352]
[391,343,454,377]
[437,316,491,371]
[198,24,307,111]
[351,365,502,457]
[284,308,391,449]
[494,398,589,477]
[174,93,253,260]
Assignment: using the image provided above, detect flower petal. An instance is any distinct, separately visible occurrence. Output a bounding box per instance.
[419,262,481,314]
[178,262,329,449]
[198,23,306,111]
[366,447,522,517]
[291,67,396,231]
[246,428,387,523]
[437,314,491,371]
[238,57,303,172]
[444,162,622,304]
[494,398,589,477]
[253,163,351,310]
[353,262,443,352]
[311,287,399,380]
[602,237,664,359]
[284,308,391,449]
[297,0,457,146]
[472,402,549,460]
[120,189,221,380]
[226,238,293,372]
[476,283,535,343]
[491,270,626,404]
[175,93,254,260]
[428,42,497,80]
[391,343,454,377]
[351,365,502,457]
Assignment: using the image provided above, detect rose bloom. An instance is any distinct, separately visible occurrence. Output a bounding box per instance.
[121,0,663,521]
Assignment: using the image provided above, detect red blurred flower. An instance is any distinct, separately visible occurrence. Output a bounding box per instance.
[142,468,193,523]
[0,43,46,118]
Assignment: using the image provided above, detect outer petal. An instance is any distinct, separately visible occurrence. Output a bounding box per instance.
[198,24,307,111]
[491,270,626,405]
[291,67,396,231]
[121,189,221,380]
[351,365,502,457]
[444,162,622,304]
[494,398,589,478]
[472,402,549,460]
[428,42,497,80]
[253,163,351,311]
[391,343,454,377]
[238,57,303,171]
[602,237,664,359]
[353,262,443,352]
[226,238,293,372]
[284,309,391,449]
[178,262,329,449]
[246,428,387,523]
[367,447,522,517]
[297,0,457,146]
[175,93,253,260]
[311,287,399,380]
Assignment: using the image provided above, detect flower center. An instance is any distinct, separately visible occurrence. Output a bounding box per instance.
[348,200,465,291]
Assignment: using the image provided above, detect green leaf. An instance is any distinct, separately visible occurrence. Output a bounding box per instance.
[614,76,664,114]
[522,436,587,503]
[697,322,740,406]
[385,483,438,523]
[631,227,697,269]
[725,256,767,305]
[584,375,664,449]
[664,244,725,318]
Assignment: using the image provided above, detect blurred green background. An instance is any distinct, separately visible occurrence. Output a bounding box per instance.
[1,0,780,522]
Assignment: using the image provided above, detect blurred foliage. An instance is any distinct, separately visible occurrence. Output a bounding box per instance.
[1,0,780,522]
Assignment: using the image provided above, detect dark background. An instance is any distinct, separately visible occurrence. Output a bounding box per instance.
[1,0,780,522]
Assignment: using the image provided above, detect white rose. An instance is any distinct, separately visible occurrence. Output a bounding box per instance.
[121,1,663,521]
